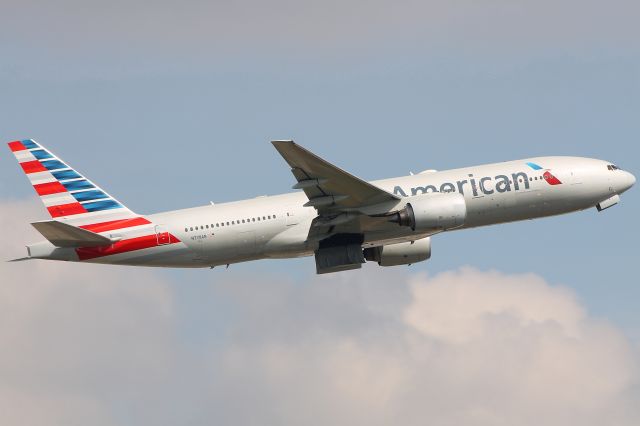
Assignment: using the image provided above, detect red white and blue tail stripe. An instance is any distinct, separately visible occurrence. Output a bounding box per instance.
[8,139,184,262]
[7,139,138,225]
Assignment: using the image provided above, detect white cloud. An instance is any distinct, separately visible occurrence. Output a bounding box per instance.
[403,268,586,342]
[0,199,176,425]
[0,198,638,425]
[208,267,640,425]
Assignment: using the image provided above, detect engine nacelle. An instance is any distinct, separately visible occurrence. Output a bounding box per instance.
[392,192,466,232]
[363,237,431,267]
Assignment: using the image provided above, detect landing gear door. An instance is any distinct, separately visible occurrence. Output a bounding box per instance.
[155,225,171,245]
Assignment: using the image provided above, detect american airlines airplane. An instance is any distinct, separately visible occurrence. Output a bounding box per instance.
[7,139,635,274]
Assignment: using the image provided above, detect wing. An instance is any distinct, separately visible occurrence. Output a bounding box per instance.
[271,140,399,214]
[272,140,405,242]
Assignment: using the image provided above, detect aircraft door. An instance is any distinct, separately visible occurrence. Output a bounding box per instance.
[155,225,171,245]
[285,205,299,226]
[570,169,583,185]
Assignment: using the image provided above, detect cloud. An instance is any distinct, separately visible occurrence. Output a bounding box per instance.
[0,199,176,425]
[208,268,640,425]
[0,198,639,425]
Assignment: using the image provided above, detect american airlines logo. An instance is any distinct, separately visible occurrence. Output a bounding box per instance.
[393,163,562,197]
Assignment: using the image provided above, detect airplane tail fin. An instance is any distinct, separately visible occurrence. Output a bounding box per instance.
[7,139,140,227]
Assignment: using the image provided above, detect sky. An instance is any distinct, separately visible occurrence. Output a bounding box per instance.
[1,1,639,424]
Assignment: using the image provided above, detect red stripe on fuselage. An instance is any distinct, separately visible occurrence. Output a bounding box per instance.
[20,160,47,174]
[79,217,152,233]
[8,141,27,152]
[34,181,67,196]
[47,202,88,217]
[75,233,180,261]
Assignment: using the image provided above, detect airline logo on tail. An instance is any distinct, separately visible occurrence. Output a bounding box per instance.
[526,162,562,185]
[7,139,183,261]
[8,139,131,218]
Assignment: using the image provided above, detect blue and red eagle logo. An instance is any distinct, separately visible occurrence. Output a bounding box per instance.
[526,162,562,185]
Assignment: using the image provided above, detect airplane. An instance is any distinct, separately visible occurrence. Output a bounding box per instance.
[6,139,636,274]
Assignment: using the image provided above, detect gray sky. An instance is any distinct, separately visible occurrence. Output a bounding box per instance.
[1,1,639,424]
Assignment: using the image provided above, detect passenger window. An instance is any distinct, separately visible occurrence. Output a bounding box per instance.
[252,218,255,222]
[274,214,276,219]
[263,216,266,220]
[268,215,271,219]
[185,227,188,232]
[190,227,193,231]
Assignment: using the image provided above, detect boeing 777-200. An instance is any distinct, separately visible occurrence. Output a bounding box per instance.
[7,139,635,274]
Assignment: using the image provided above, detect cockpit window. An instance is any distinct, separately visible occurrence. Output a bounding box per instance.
[607,164,621,171]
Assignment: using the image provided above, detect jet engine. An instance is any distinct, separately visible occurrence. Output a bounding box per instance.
[391,193,466,231]
[363,238,431,266]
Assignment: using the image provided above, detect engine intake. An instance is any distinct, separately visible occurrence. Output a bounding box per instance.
[391,193,466,231]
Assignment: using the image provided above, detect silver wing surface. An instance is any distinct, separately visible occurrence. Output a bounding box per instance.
[272,140,399,210]
[272,140,403,240]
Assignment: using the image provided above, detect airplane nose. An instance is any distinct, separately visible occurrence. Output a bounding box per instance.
[618,171,636,193]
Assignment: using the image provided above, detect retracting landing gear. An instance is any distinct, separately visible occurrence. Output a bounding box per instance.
[314,233,365,274]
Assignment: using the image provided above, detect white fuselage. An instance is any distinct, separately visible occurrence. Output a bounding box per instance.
[28,156,635,268]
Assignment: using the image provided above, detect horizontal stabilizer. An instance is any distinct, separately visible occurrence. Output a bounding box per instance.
[8,257,32,262]
[31,220,115,248]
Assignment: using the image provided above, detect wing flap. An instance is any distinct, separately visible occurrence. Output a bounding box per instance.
[31,220,115,247]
